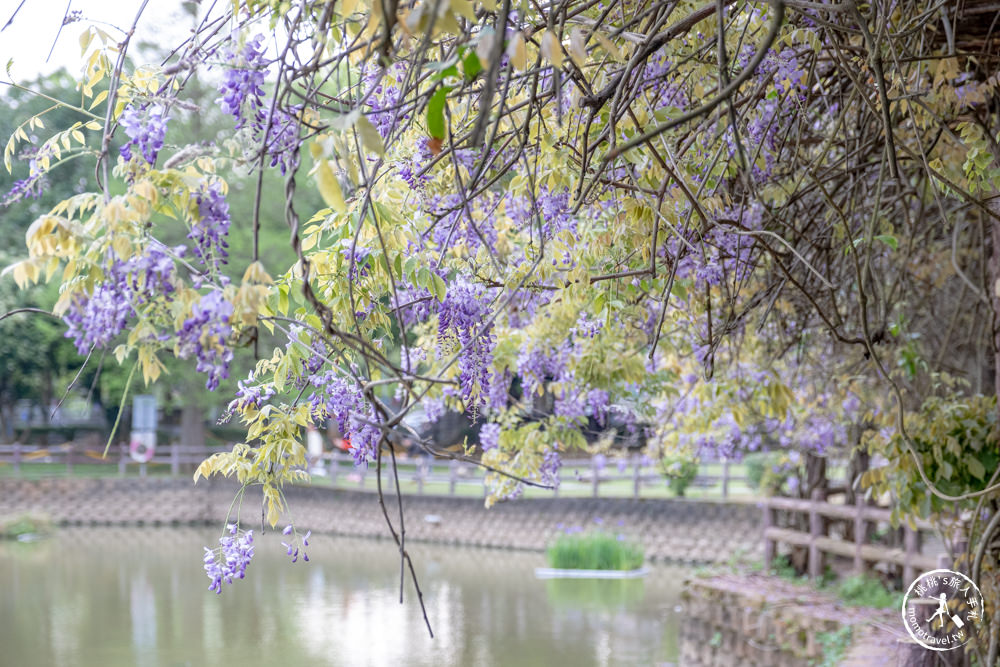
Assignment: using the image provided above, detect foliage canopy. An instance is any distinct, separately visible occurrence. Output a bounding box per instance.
[4,0,1000,650]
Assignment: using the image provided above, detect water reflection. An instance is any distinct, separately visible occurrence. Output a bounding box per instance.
[0,527,683,666]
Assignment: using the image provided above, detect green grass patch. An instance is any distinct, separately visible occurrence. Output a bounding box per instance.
[812,626,853,667]
[834,574,903,609]
[0,513,53,539]
[546,531,644,571]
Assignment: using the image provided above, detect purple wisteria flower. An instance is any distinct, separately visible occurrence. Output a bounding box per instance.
[215,35,301,174]
[342,245,371,280]
[190,182,231,268]
[2,176,45,206]
[118,104,169,165]
[437,279,496,415]
[587,389,610,427]
[229,374,276,411]
[3,146,53,206]
[504,187,575,239]
[307,371,381,465]
[63,281,133,354]
[280,525,311,563]
[398,138,433,190]
[203,523,254,594]
[62,245,178,354]
[541,446,562,487]
[360,62,409,139]
[176,290,234,391]
[517,340,570,398]
[479,423,501,451]
[262,109,299,174]
[424,397,443,423]
[428,193,499,255]
[218,34,269,128]
[487,369,512,412]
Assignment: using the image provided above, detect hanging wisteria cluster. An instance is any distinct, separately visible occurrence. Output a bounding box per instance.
[203,523,255,594]
[7,0,1000,642]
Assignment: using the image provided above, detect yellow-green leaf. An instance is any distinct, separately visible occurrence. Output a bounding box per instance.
[540,31,563,68]
[315,159,347,213]
[356,115,385,156]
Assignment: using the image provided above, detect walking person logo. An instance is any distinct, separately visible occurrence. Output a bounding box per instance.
[902,569,985,651]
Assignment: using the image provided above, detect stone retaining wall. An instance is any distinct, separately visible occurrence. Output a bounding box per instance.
[680,574,908,666]
[0,477,763,563]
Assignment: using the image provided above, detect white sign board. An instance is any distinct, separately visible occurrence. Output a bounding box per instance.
[132,395,158,432]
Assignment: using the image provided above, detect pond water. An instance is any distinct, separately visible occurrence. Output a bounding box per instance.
[1,527,685,666]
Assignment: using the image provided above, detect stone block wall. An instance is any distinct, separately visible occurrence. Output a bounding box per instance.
[0,477,764,563]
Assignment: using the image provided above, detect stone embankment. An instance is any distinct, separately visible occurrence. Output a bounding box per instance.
[681,574,918,666]
[0,477,762,563]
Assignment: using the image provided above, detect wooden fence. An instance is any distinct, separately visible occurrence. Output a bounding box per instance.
[0,442,754,499]
[0,442,211,477]
[762,489,947,583]
[323,451,753,499]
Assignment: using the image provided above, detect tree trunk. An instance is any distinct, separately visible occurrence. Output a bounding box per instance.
[181,404,205,451]
[989,198,1000,411]
[804,452,828,500]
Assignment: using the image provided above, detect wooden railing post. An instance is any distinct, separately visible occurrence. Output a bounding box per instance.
[328,453,339,485]
[763,498,774,571]
[591,458,600,498]
[903,524,918,585]
[721,459,730,499]
[65,444,73,476]
[170,443,180,477]
[854,495,865,574]
[416,456,425,495]
[12,442,20,475]
[118,443,127,476]
[809,488,824,581]
[449,459,458,495]
[632,455,641,498]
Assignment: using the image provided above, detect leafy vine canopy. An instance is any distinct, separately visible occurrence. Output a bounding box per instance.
[4,0,999,522]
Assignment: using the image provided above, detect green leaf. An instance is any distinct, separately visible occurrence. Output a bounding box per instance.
[426,87,451,140]
[593,291,607,313]
[967,456,986,480]
[404,257,418,280]
[461,50,483,80]
[431,272,448,302]
[874,234,898,251]
[274,356,289,393]
[278,285,289,315]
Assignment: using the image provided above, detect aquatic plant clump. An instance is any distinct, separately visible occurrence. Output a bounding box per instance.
[546,531,645,571]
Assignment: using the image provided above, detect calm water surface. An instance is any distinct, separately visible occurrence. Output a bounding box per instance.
[1,526,684,666]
